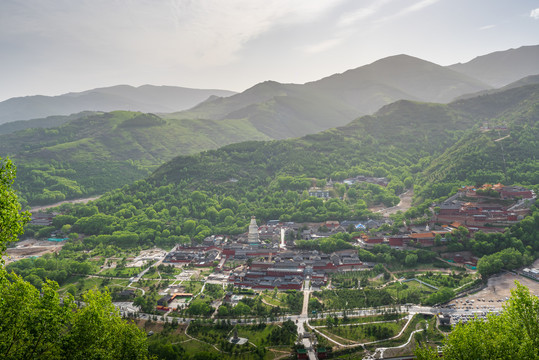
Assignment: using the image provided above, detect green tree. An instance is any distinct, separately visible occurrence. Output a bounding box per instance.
[0,157,30,255]
[60,289,148,360]
[0,157,149,359]
[405,254,418,267]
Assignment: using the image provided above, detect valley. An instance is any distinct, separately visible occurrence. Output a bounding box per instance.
[1,44,539,360]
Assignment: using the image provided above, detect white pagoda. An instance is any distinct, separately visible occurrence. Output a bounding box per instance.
[248,216,259,245]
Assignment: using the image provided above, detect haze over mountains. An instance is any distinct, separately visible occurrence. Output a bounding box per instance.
[150,81,539,198]
[449,45,539,88]
[1,44,538,206]
[2,45,538,130]
[0,85,236,125]
[170,54,491,139]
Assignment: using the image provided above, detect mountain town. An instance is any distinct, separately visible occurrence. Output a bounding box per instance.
[1,2,539,359]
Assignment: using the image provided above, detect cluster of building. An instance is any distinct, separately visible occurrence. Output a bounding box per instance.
[307,175,389,199]
[435,184,535,231]
[156,292,193,311]
[162,183,535,291]
[229,249,366,290]
[29,212,55,226]
[342,175,389,187]
[164,216,370,290]
[521,267,539,280]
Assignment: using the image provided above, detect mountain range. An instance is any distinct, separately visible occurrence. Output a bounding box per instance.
[1,44,538,205]
[169,54,490,139]
[149,82,539,198]
[448,45,539,88]
[0,85,237,125]
[2,45,538,131]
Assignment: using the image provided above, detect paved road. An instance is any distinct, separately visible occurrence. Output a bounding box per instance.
[128,251,169,287]
[298,280,317,360]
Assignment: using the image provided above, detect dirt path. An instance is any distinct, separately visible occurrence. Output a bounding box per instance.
[371,189,414,217]
[30,196,101,212]
[4,239,64,265]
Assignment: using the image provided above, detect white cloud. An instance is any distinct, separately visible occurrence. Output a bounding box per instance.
[0,0,344,70]
[338,7,376,27]
[479,24,495,30]
[302,38,343,54]
[337,0,393,28]
[531,8,539,19]
[144,0,346,67]
[376,0,440,23]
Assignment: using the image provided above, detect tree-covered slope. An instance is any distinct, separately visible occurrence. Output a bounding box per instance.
[424,86,539,185]
[150,102,458,191]
[0,111,98,135]
[1,111,270,205]
[152,83,539,195]
[18,83,538,252]
[145,85,538,228]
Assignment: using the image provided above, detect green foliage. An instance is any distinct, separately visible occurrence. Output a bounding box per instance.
[477,247,528,278]
[186,299,213,316]
[6,252,93,286]
[423,287,455,306]
[267,319,297,345]
[296,234,355,253]
[0,157,149,359]
[134,293,158,314]
[423,88,539,186]
[0,269,149,359]
[2,111,271,205]
[313,288,394,309]
[0,157,30,255]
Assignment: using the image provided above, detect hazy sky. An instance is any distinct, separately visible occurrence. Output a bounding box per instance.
[1,0,538,101]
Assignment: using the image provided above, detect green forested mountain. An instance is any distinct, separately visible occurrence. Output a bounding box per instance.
[1,111,270,205]
[0,111,98,135]
[39,82,534,250]
[2,55,498,206]
[424,85,539,185]
[454,74,539,101]
[154,83,539,190]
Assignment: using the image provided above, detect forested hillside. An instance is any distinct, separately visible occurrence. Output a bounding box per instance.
[2,111,270,205]
[424,84,539,185]
[5,53,539,207]
[25,83,538,252]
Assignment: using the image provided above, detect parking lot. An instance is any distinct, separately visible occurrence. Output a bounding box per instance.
[447,270,539,312]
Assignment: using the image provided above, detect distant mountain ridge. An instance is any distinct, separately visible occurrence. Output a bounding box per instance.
[0,85,237,124]
[0,111,97,135]
[149,82,539,196]
[168,54,491,139]
[308,54,490,106]
[454,74,539,101]
[2,45,539,205]
[448,45,539,87]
